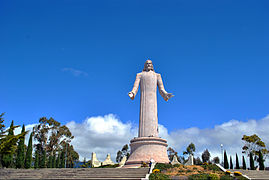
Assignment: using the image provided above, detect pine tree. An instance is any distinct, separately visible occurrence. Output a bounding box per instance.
[40,149,46,168]
[34,150,39,169]
[258,150,264,170]
[224,150,229,169]
[242,156,246,170]
[2,120,15,168]
[16,125,25,168]
[250,152,255,170]
[235,153,240,169]
[230,156,233,169]
[25,132,33,169]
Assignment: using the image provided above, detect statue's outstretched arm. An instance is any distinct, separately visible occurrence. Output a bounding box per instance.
[128,73,141,100]
[157,74,174,101]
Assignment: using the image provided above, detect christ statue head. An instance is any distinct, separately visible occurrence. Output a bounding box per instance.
[143,60,154,72]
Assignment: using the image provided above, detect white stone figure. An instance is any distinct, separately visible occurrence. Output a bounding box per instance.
[102,153,115,166]
[171,155,181,165]
[184,154,194,166]
[91,152,101,167]
[128,60,174,137]
[125,60,173,167]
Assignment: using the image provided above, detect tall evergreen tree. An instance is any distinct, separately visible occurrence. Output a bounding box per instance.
[258,150,264,170]
[224,150,229,169]
[16,125,25,168]
[250,152,255,170]
[230,156,233,169]
[40,149,46,168]
[25,132,33,169]
[34,150,39,169]
[2,120,15,168]
[235,153,240,169]
[242,156,246,170]
[48,155,53,168]
[60,151,65,168]
[56,153,60,168]
[52,154,56,168]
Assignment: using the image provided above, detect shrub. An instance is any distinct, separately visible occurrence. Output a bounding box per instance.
[220,175,233,180]
[149,172,170,180]
[202,164,221,172]
[154,163,173,171]
[209,174,219,180]
[188,174,212,180]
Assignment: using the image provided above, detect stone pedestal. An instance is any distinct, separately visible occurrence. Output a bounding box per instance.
[125,137,169,167]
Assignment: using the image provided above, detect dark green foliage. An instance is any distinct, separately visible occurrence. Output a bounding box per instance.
[202,149,210,163]
[220,175,234,180]
[224,150,229,169]
[229,156,233,169]
[188,173,218,180]
[235,153,240,169]
[25,132,33,169]
[2,120,15,168]
[52,154,56,168]
[183,142,196,156]
[257,150,264,170]
[149,172,170,180]
[250,152,255,170]
[48,155,53,168]
[201,164,221,172]
[212,156,220,164]
[60,151,65,168]
[40,149,46,168]
[242,156,246,170]
[194,157,202,165]
[34,150,39,169]
[116,144,130,163]
[16,124,25,168]
[154,163,173,171]
[56,154,60,168]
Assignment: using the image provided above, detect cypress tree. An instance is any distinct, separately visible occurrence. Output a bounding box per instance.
[25,132,33,169]
[250,152,255,170]
[52,154,56,168]
[48,155,53,168]
[16,125,25,168]
[34,150,39,169]
[60,151,65,168]
[2,120,15,168]
[242,156,246,170]
[56,154,60,168]
[224,150,229,169]
[230,156,233,169]
[235,153,240,169]
[40,149,46,168]
[258,150,264,170]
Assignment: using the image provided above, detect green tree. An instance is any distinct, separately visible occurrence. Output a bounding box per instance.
[201,149,210,163]
[25,132,33,169]
[242,134,269,163]
[34,150,40,169]
[257,150,264,170]
[2,120,15,168]
[56,153,60,168]
[242,156,246,170]
[212,156,220,164]
[60,151,65,168]
[48,155,53,168]
[229,156,233,169]
[16,124,26,168]
[250,152,255,170]
[183,143,196,156]
[116,144,130,163]
[224,150,229,169]
[235,153,240,169]
[40,149,46,168]
[167,147,179,162]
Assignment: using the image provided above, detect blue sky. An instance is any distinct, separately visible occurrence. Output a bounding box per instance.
[1,1,269,162]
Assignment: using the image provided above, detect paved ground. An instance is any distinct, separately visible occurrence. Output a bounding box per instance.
[0,168,149,180]
[228,169,269,180]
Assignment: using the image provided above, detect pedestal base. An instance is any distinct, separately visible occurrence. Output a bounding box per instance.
[125,137,169,167]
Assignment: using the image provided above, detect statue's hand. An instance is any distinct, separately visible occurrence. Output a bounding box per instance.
[128,92,135,100]
[165,93,174,101]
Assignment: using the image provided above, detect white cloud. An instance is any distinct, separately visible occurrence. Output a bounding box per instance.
[66,114,137,161]
[62,68,88,77]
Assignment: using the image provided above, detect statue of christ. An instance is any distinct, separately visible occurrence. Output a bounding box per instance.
[128,60,174,137]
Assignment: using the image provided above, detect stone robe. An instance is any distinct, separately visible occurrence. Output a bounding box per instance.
[131,71,168,137]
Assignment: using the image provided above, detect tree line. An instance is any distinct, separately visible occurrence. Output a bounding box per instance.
[0,113,79,168]
[167,134,268,170]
